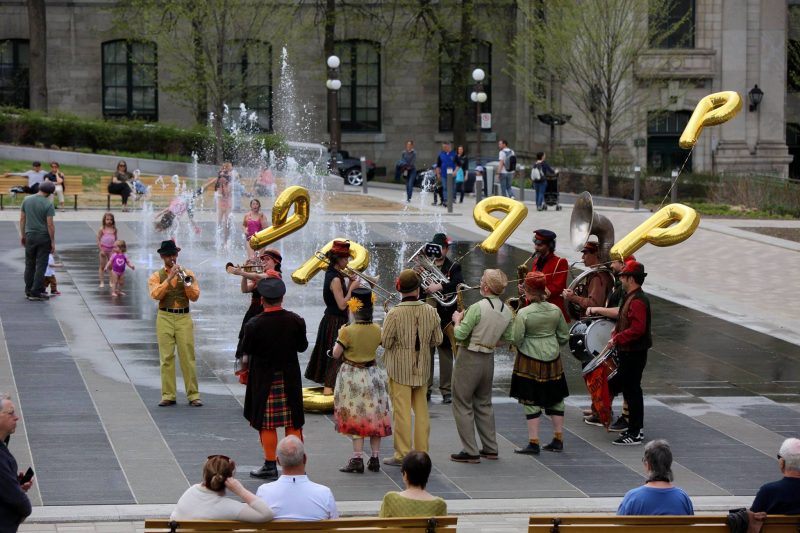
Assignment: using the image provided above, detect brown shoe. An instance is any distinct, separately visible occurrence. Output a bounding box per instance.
[158,399,176,407]
[189,399,203,407]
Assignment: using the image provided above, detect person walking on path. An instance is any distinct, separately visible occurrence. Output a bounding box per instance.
[97,212,117,288]
[19,181,56,301]
[434,142,456,207]
[148,240,202,408]
[394,141,418,202]
[497,140,516,199]
[531,152,556,211]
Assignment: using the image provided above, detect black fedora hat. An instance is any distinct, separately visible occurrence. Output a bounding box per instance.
[157,240,181,255]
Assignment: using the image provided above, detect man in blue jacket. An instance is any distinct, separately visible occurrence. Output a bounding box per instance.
[0,393,33,532]
[435,142,456,207]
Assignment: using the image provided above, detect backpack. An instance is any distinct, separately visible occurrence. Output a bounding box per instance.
[531,164,543,182]
[502,148,517,172]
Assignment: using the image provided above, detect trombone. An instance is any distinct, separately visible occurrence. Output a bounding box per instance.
[313,252,399,311]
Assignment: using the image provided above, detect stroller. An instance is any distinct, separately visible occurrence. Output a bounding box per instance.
[544,172,562,211]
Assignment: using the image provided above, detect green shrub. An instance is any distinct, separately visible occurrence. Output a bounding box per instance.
[0,106,284,163]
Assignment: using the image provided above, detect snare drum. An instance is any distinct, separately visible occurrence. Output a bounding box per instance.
[569,318,615,365]
[581,348,619,380]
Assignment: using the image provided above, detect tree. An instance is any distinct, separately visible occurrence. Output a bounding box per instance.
[114,0,291,162]
[26,0,47,111]
[512,0,688,196]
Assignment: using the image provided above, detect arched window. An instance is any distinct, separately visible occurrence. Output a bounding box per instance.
[223,40,272,131]
[439,41,491,132]
[335,40,381,132]
[102,40,158,120]
[0,39,30,108]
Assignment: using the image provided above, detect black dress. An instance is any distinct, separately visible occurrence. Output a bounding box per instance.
[242,309,308,430]
[304,267,348,388]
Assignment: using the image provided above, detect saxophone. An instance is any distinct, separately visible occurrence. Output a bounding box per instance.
[445,283,469,352]
[506,253,538,314]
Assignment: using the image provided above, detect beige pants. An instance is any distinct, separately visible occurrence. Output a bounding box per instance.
[388,378,429,461]
[452,347,498,456]
[156,310,200,402]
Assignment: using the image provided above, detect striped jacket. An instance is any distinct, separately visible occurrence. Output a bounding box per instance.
[381,300,443,386]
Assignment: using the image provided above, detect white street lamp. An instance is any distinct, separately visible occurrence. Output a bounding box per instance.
[327,55,340,69]
[472,68,485,82]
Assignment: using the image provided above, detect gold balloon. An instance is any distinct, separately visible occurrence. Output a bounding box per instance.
[291,239,370,285]
[249,185,310,250]
[609,203,700,260]
[473,196,529,254]
[679,91,742,149]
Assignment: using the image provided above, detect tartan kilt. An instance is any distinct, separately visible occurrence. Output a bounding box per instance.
[262,371,292,429]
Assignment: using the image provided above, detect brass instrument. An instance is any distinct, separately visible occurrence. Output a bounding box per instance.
[567,191,615,320]
[444,283,470,349]
[313,252,398,311]
[225,262,264,274]
[506,252,539,314]
[407,245,457,306]
[177,268,193,286]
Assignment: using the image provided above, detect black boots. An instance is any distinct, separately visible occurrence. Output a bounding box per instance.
[339,457,365,473]
[250,460,278,480]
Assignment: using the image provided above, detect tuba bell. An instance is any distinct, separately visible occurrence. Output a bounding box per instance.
[566,192,615,320]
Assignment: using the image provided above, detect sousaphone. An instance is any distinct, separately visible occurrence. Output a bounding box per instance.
[566,192,615,320]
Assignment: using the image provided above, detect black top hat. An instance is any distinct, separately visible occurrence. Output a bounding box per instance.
[257,277,286,299]
[157,240,181,255]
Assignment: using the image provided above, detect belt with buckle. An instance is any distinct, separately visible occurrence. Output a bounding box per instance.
[160,307,190,314]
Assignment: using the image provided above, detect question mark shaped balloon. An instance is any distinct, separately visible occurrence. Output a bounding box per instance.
[679,91,742,150]
[473,197,529,254]
[291,239,370,285]
[609,203,700,260]
[249,185,310,250]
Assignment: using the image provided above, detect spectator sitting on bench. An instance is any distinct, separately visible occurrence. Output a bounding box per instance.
[5,161,47,195]
[108,160,133,211]
[751,438,800,518]
[379,451,447,518]
[255,436,338,521]
[171,454,274,522]
[617,439,694,516]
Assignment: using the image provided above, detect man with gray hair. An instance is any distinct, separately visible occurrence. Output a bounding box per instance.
[255,436,338,520]
[751,437,800,515]
[1,393,34,532]
[617,439,693,515]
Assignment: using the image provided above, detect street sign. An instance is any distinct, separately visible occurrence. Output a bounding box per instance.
[481,113,491,129]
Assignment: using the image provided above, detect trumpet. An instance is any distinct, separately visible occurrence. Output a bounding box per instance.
[313,252,398,311]
[225,262,264,274]
[177,268,193,286]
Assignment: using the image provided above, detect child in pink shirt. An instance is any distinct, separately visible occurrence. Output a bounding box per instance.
[104,240,135,297]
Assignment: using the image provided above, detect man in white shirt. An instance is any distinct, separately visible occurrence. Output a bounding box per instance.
[497,140,516,199]
[256,436,338,521]
[4,161,48,194]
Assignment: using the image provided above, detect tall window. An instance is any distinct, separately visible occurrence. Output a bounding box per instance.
[0,39,30,108]
[224,40,272,131]
[650,0,695,49]
[789,5,800,92]
[102,40,158,120]
[647,110,692,173]
[439,41,492,132]
[335,40,380,132]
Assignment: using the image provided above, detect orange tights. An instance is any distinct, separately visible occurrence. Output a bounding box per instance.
[259,427,303,461]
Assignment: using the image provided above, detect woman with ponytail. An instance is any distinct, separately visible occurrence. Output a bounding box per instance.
[171,455,275,521]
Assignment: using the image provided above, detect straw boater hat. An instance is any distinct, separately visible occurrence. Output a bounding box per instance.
[482,269,508,296]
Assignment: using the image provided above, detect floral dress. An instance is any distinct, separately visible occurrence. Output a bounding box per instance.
[333,322,392,438]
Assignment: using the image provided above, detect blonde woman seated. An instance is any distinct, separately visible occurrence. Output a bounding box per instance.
[171,455,275,522]
[379,452,447,517]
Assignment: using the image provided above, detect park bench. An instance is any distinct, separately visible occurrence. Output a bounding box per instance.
[144,516,458,533]
[528,513,800,533]
[1,175,83,210]
[101,175,203,209]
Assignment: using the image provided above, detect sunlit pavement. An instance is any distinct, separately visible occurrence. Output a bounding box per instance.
[2,184,799,530]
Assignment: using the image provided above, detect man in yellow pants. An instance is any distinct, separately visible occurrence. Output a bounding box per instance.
[148,240,202,407]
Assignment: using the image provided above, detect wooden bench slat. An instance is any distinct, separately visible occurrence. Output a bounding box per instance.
[144,516,457,533]
[1,175,83,210]
[528,514,800,533]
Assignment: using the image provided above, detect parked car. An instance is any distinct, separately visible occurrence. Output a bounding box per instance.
[330,150,376,186]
